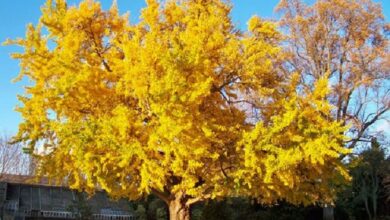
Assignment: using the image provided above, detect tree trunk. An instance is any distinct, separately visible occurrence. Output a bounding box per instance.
[168,199,190,220]
[151,189,198,220]
[364,197,372,220]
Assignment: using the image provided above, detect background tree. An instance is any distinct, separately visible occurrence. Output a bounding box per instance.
[7,0,350,219]
[350,139,385,220]
[276,0,390,150]
[0,134,31,178]
[335,138,390,220]
[384,175,390,204]
[67,192,93,220]
[131,195,167,220]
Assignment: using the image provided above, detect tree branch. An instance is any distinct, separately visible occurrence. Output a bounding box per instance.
[151,188,171,204]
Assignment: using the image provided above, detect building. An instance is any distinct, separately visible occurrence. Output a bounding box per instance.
[0,174,136,220]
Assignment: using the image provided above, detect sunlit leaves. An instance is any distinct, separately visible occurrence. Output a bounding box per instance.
[8,0,349,206]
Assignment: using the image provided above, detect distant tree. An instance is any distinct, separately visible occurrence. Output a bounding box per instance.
[201,200,233,220]
[336,138,390,220]
[0,135,30,178]
[67,192,93,220]
[134,204,147,220]
[384,175,390,203]
[276,0,390,150]
[148,196,168,220]
[7,0,350,219]
[133,195,167,220]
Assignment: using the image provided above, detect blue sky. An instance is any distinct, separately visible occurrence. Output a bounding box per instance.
[0,0,389,135]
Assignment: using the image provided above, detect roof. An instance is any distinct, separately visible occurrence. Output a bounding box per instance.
[0,173,64,187]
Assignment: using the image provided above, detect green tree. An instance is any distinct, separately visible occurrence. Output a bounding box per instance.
[337,138,390,220]
[67,192,93,220]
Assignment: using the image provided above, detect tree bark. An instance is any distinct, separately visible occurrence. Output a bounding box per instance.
[168,198,190,220]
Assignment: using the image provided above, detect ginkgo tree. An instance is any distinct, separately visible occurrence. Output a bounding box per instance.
[7,0,350,219]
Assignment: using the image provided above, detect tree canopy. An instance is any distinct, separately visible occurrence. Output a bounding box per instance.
[7,0,352,219]
[277,0,389,149]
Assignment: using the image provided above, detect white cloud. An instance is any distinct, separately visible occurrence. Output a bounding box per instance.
[375,120,390,134]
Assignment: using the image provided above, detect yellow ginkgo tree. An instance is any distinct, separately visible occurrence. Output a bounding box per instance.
[7,0,350,219]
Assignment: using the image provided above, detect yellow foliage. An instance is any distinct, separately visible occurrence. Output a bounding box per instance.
[7,0,349,207]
